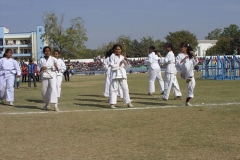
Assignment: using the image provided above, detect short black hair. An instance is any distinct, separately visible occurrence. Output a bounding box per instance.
[149,46,155,50]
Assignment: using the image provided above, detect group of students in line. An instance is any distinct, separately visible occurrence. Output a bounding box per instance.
[0,42,197,110]
[103,42,198,108]
[0,47,66,111]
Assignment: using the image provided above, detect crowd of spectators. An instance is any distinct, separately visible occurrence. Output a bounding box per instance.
[64,58,147,73]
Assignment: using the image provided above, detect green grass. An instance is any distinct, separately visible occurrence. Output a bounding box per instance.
[0,72,240,159]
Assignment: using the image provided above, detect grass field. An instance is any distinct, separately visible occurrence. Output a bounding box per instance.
[0,72,240,160]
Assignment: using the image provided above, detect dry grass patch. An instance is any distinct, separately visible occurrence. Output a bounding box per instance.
[0,72,240,159]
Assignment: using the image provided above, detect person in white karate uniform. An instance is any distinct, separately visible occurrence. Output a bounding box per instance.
[0,49,21,106]
[102,50,112,97]
[158,43,182,100]
[144,46,164,95]
[54,50,66,103]
[176,42,198,106]
[109,44,133,109]
[109,51,123,99]
[38,46,59,112]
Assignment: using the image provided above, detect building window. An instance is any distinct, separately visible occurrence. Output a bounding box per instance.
[39,28,42,32]
[0,38,3,46]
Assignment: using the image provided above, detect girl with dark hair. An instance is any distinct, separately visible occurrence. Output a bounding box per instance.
[158,43,182,100]
[102,49,112,97]
[176,43,198,106]
[144,46,164,95]
[54,50,66,103]
[108,44,133,109]
[0,49,21,106]
[38,46,59,111]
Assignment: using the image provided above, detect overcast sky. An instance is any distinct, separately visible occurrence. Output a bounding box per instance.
[1,0,240,49]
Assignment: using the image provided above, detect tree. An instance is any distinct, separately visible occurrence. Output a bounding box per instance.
[232,30,240,54]
[154,39,166,56]
[221,24,239,38]
[205,28,222,40]
[129,39,142,57]
[206,37,233,55]
[42,12,88,58]
[165,30,198,54]
[116,35,132,57]
[139,36,155,57]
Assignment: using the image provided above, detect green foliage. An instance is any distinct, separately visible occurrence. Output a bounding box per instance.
[205,24,240,56]
[42,12,88,58]
[205,28,222,40]
[232,30,240,55]
[221,24,239,38]
[165,30,198,54]
[206,37,233,55]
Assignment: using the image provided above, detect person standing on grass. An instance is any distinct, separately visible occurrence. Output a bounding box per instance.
[176,42,198,106]
[27,59,37,89]
[53,50,66,104]
[21,63,28,82]
[0,49,21,106]
[38,46,59,112]
[34,63,40,82]
[102,49,112,98]
[108,44,133,109]
[64,65,70,81]
[158,43,182,101]
[144,46,164,96]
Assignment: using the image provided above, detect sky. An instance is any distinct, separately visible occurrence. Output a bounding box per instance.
[1,0,240,49]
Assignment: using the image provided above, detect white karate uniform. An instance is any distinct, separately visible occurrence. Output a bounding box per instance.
[145,52,164,94]
[38,56,58,105]
[56,58,66,98]
[0,58,21,102]
[109,54,131,104]
[159,51,182,100]
[109,54,124,99]
[176,53,199,98]
[103,57,111,97]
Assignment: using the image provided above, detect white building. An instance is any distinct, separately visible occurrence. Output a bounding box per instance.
[195,40,217,57]
[0,26,46,61]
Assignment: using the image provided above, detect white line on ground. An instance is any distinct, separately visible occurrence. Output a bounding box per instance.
[0,102,239,115]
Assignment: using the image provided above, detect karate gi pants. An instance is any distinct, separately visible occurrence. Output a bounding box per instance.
[56,75,63,98]
[118,83,123,98]
[109,78,131,104]
[162,72,182,100]
[149,68,164,93]
[103,74,110,97]
[187,77,196,98]
[41,75,58,105]
[0,74,15,102]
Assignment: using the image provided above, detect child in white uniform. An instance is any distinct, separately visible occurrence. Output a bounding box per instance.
[54,50,66,103]
[158,43,182,100]
[38,47,59,112]
[102,50,112,97]
[0,49,21,106]
[144,46,164,95]
[109,44,133,109]
[176,42,198,106]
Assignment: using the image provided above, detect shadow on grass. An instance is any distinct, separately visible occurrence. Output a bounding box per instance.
[75,98,109,109]
[79,94,104,98]
[76,98,104,103]
[13,105,42,110]
[74,103,109,109]
[130,92,149,96]
[134,101,168,106]
[27,99,44,103]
